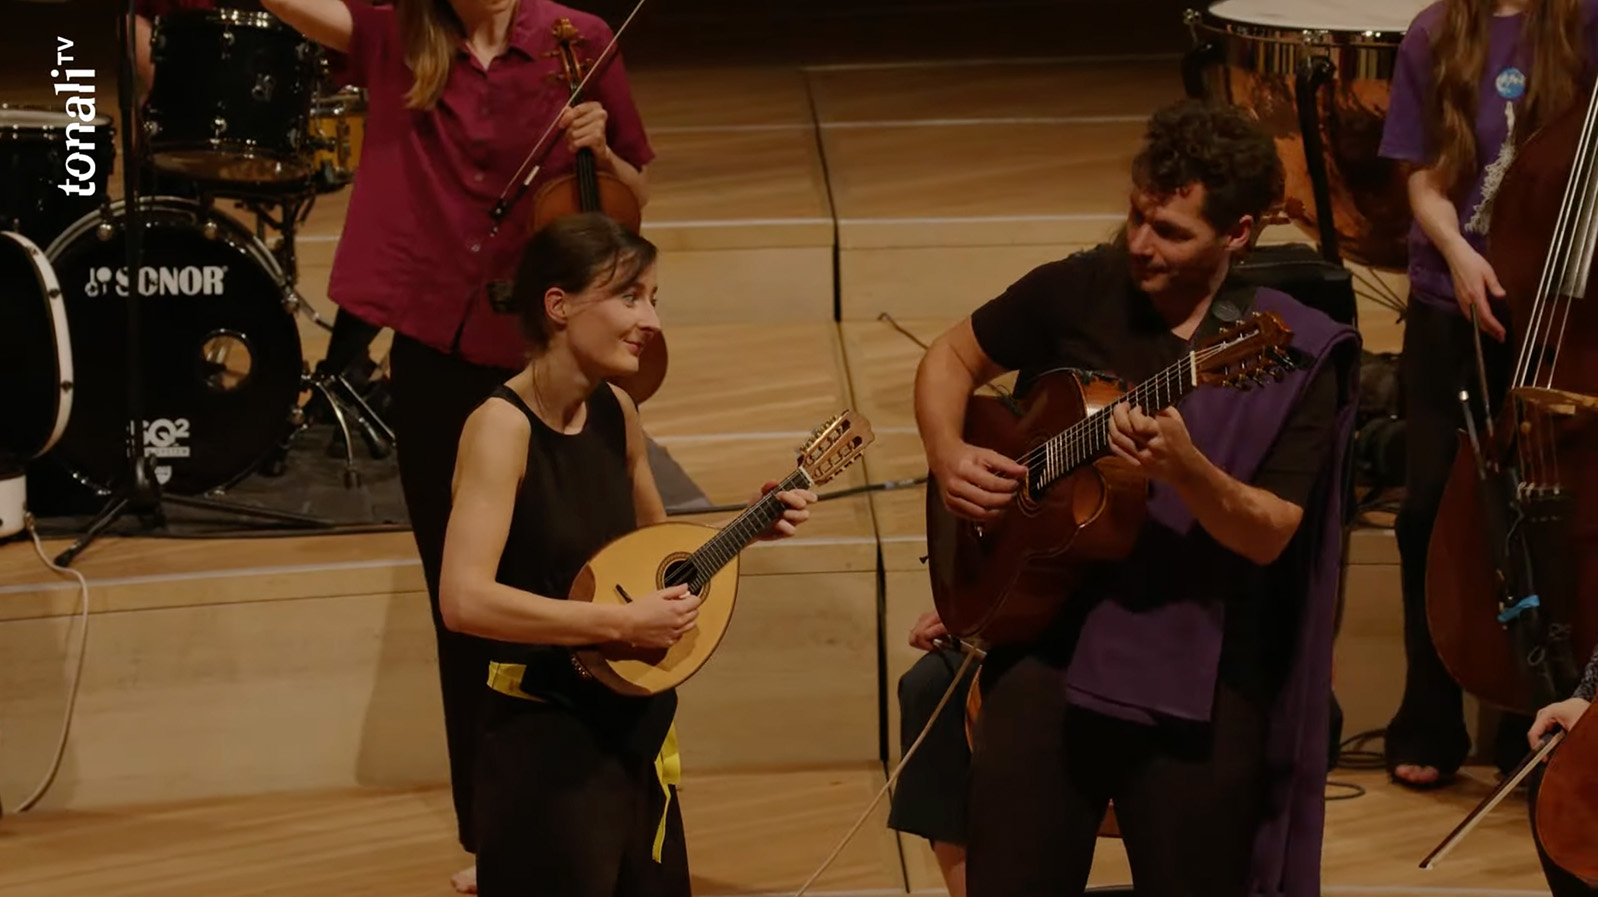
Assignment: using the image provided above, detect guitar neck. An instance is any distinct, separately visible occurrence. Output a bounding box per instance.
[1031,352,1199,492]
[669,469,814,591]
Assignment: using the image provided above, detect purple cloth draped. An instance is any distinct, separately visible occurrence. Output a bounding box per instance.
[1062,288,1361,896]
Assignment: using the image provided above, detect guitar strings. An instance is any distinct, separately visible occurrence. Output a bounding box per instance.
[1009,339,1231,472]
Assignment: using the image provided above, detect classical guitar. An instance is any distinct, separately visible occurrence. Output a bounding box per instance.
[926,311,1296,645]
[571,411,875,695]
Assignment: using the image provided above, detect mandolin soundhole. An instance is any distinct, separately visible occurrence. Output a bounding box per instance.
[659,554,705,595]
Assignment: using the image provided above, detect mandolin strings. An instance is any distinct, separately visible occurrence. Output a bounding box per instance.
[664,468,812,592]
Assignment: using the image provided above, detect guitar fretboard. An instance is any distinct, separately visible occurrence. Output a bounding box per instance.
[1027,352,1199,495]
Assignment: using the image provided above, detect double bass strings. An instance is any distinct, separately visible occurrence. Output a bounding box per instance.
[1512,88,1598,489]
[1518,86,1598,390]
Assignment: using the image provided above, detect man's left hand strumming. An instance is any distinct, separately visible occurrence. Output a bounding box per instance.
[1107,402,1202,484]
[1108,400,1303,566]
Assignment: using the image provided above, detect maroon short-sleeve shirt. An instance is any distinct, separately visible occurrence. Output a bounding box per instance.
[333,0,653,369]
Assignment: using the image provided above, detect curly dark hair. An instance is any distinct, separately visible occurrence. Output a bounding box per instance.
[1130,99,1284,233]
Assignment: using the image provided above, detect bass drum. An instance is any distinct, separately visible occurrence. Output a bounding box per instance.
[43,198,305,496]
[0,230,73,464]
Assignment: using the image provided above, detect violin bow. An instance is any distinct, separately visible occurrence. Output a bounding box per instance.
[488,0,653,230]
[1419,729,1566,870]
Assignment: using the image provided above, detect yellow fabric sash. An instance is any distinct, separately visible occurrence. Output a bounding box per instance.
[486,661,681,862]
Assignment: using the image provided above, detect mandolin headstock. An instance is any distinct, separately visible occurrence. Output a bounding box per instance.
[1194,310,1297,390]
[796,411,875,486]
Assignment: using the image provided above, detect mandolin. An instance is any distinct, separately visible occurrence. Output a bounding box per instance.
[570,410,875,695]
[926,311,1296,645]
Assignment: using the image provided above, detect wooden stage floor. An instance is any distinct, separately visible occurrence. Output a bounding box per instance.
[0,768,1560,896]
[0,30,1500,897]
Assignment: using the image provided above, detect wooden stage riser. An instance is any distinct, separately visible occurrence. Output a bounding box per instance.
[0,569,887,811]
[1,527,1430,812]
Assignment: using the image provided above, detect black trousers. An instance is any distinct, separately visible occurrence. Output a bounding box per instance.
[966,654,1267,897]
[1387,299,1529,773]
[389,334,518,853]
[888,648,977,846]
[473,693,690,897]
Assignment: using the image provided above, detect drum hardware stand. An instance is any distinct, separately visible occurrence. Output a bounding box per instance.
[1178,26,1224,101]
[1295,55,1345,269]
[206,180,395,489]
[53,5,334,568]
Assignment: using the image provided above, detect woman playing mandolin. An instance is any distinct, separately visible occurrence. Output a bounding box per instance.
[1377,0,1598,790]
[437,214,815,897]
[257,0,653,889]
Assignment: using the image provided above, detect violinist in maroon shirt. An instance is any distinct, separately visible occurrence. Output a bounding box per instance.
[256,0,654,891]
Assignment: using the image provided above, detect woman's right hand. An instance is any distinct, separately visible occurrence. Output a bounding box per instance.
[1444,243,1508,342]
[622,584,701,648]
[1529,697,1591,751]
[930,441,1027,523]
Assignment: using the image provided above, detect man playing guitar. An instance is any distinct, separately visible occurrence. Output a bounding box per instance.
[912,99,1360,897]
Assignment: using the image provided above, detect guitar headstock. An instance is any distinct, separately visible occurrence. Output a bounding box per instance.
[1194,311,1296,390]
[797,410,875,486]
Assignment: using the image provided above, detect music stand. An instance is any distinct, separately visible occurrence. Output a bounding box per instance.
[52,2,332,568]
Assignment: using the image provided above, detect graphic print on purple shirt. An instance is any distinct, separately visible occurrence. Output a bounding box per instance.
[1379,0,1598,313]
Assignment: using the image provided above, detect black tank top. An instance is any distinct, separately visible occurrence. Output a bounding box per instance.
[485,382,675,756]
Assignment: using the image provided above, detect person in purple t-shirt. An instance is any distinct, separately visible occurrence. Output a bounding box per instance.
[1377,0,1598,792]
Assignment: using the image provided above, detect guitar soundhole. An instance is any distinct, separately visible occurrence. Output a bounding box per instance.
[1018,464,1044,513]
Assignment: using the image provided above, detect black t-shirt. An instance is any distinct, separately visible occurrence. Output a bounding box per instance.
[969,244,1341,703]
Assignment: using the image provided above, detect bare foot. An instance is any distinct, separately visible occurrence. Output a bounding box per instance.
[1392,763,1441,786]
[450,864,477,894]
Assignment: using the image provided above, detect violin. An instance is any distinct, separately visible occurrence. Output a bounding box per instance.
[534,19,664,406]
[527,18,643,236]
[1423,85,1598,877]
[488,10,666,405]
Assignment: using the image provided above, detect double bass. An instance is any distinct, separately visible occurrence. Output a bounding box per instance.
[1424,80,1598,877]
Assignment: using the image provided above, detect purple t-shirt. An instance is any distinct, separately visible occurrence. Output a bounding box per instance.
[1380,0,1598,312]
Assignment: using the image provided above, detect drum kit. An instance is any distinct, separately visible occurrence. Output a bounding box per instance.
[1,0,1432,544]
[0,7,385,549]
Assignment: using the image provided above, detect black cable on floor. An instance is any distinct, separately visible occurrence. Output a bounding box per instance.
[1337,728,1389,771]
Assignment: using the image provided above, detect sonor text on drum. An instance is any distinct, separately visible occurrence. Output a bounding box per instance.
[82,265,230,298]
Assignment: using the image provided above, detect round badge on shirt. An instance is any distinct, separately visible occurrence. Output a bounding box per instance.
[1496,67,1527,100]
